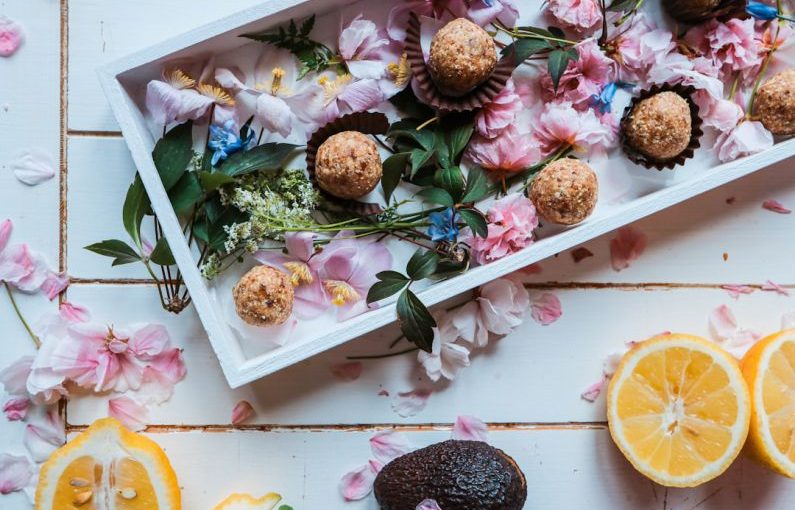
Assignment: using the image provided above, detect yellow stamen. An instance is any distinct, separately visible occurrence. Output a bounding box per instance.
[323,280,361,306]
[318,74,353,106]
[283,261,313,287]
[387,53,411,88]
[271,67,285,95]
[165,69,195,90]
[197,82,236,107]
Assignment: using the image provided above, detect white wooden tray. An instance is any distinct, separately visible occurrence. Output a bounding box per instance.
[98,0,795,387]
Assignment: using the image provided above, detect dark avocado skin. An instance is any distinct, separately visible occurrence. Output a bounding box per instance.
[373,440,527,510]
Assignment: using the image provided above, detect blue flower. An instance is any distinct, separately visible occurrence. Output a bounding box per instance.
[747,1,779,20]
[590,81,635,114]
[427,208,461,242]
[208,119,253,166]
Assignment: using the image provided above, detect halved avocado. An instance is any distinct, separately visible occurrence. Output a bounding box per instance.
[374,440,527,510]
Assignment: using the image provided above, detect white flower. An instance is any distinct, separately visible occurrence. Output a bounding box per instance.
[417,312,471,382]
[452,277,529,348]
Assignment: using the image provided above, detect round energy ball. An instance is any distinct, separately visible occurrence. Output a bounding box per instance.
[530,159,598,226]
[233,266,294,327]
[428,18,498,97]
[315,131,383,200]
[756,69,795,136]
[624,91,692,162]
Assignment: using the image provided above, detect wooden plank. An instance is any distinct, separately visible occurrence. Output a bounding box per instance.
[67,0,264,132]
[76,427,795,509]
[65,284,795,426]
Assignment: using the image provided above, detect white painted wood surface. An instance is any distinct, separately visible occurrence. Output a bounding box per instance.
[0,1,794,508]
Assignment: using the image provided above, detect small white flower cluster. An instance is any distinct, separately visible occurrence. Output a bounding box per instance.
[199,253,222,280]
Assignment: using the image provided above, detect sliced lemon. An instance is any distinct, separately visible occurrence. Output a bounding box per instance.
[607,334,750,487]
[35,417,180,510]
[741,329,795,478]
[213,492,283,510]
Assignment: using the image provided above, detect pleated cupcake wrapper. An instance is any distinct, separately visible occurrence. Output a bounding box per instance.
[306,111,390,216]
[620,83,704,171]
[405,12,515,113]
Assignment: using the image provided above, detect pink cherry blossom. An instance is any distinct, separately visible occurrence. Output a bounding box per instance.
[340,460,381,501]
[532,101,617,157]
[453,277,529,348]
[686,18,764,80]
[24,406,64,462]
[0,356,34,398]
[762,280,790,296]
[339,16,406,100]
[540,40,615,110]
[648,52,724,100]
[467,0,519,28]
[231,400,255,425]
[476,80,523,139]
[387,0,466,41]
[610,226,647,272]
[547,0,602,32]
[452,415,488,441]
[3,398,30,421]
[418,311,471,382]
[370,430,413,464]
[255,232,327,319]
[330,361,363,382]
[108,396,149,432]
[0,219,68,299]
[0,454,32,495]
[464,194,539,266]
[530,293,563,326]
[610,15,676,81]
[762,199,792,214]
[391,389,432,417]
[313,231,393,320]
[416,500,443,510]
[708,304,762,358]
[693,91,744,133]
[722,284,755,299]
[716,121,773,163]
[0,16,23,58]
[466,125,542,174]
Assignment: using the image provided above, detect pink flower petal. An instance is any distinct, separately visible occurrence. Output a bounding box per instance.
[340,461,379,501]
[59,301,90,323]
[0,219,11,253]
[10,148,56,186]
[391,389,431,418]
[721,284,755,299]
[709,304,738,341]
[24,406,64,462]
[0,454,33,495]
[530,293,562,326]
[0,17,24,58]
[3,397,30,421]
[108,396,148,432]
[761,280,790,296]
[330,361,363,382]
[762,200,792,214]
[416,499,443,510]
[129,324,170,359]
[610,226,647,272]
[452,415,489,442]
[0,356,34,396]
[370,430,412,464]
[231,400,255,426]
[580,376,606,403]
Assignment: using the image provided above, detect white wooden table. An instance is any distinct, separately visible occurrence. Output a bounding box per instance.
[2,1,795,508]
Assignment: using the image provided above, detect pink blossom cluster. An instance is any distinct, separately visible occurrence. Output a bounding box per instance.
[0,219,67,301]
[387,0,519,41]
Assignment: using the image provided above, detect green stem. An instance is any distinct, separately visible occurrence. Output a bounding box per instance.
[4,282,41,349]
[493,22,577,46]
[748,21,781,115]
[728,73,741,101]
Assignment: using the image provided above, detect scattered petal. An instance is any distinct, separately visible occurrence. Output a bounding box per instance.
[580,376,606,403]
[108,396,148,432]
[330,362,363,382]
[571,247,594,263]
[452,415,488,442]
[391,389,431,418]
[370,430,412,464]
[24,406,64,462]
[0,17,24,58]
[9,148,56,186]
[339,461,380,501]
[231,400,255,426]
[3,397,30,421]
[761,280,790,296]
[721,284,755,299]
[0,356,34,396]
[416,499,443,510]
[709,304,738,341]
[610,226,647,272]
[762,200,792,214]
[377,389,389,397]
[0,454,33,495]
[530,293,562,326]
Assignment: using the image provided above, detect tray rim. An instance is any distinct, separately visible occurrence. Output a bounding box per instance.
[97,0,795,388]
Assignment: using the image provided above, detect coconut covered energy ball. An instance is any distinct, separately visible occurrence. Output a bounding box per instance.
[315,131,383,200]
[233,265,294,327]
[624,91,692,162]
[756,70,795,136]
[531,159,598,226]
[428,18,498,97]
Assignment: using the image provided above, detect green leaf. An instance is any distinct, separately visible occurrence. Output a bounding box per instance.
[85,239,140,266]
[516,26,557,38]
[388,120,435,151]
[548,26,566,39]
[396,289,436,353]
[149,237,176,266]
[220,143,299,177]
[367,271,410,303]
[433,132,451,170]
[239,115,255,141]
[207,207,249,252]
[417,187,455,207]
[168,172,203,215]
[406,249,439,280]
[122,175,148,249]
[461,166,492,203]
[608,0,636,11]
[434,166,465,202]
[409,148,434,177]
[199,171,236,192]
[446,123,474,163]
[299,15,315,36]
[388,87,435,120]
[381,153,409,203]
[548,49,573,92]
[278,505,294,510]
[458,208,488,238]
[152,121,194,191]
[501,38,552,65]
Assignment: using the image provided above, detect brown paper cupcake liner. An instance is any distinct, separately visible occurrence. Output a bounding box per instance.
[306,111,390,216]
[620,83,704,171]
[405,12,515,113]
